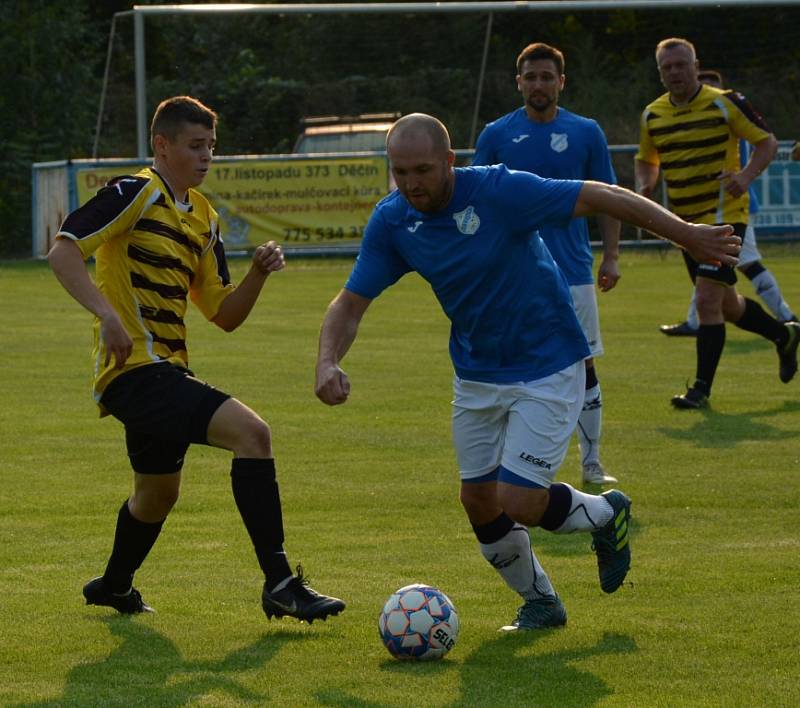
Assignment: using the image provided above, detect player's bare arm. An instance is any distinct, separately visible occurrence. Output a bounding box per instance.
[596,213,621,292]
[212,241,285,332]
[573,181,741,266]
[718,134,778,198]
[634,159,660,199]
[315,289,372,406]
[47,238,133,368]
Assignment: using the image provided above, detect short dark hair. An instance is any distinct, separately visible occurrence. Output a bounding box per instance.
[697,69,723,87]
[150,96,217,149]
[516,42,564,76]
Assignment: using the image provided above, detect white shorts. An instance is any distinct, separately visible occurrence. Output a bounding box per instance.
[739,223,761,266]
[569,284,603,357]
[452,362,585,488]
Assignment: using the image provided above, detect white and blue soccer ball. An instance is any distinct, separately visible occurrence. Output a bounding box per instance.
[378,583,459,661]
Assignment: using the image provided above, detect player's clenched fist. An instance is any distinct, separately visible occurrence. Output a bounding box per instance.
[253,241,285,274]
[315,364,351,406]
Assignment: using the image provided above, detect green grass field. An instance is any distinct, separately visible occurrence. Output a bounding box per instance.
[1,248,798,707]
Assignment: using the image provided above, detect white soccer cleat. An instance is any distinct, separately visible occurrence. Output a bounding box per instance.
[582,463,617,485]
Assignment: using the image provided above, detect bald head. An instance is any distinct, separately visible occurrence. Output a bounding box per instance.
[385,113,456,214]
[386,113,451,155]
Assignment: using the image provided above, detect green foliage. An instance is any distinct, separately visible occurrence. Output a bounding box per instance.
[6,4,800,256]
[1,250,800,705]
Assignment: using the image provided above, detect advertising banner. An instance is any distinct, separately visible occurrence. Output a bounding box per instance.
[751,143,800,231]
[74,155,390,250]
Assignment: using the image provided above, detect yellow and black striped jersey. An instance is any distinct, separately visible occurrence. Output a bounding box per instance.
[637,84,772,224]
[56,167,235,403]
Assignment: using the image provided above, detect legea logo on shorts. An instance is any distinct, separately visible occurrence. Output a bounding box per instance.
[453,206,480,235]
[519,451,552,469]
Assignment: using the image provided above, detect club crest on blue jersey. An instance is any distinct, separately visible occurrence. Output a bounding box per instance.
[453,206,480,235]
[550,133,568,153]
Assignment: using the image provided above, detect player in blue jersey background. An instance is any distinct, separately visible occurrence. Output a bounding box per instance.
[473,42,620,487]
[659,69,797,337]
[315,113,740,631]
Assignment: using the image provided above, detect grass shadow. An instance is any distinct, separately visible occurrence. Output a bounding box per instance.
[315,631,637,707]
[658,399,800,448]
[15,616,306,707]
[450,630,637,707]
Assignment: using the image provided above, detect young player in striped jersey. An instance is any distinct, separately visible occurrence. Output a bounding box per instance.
[636,39,800,409]
[659,69,797,336]
[48,96,345,622]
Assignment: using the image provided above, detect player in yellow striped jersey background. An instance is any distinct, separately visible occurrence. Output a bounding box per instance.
[635,38,800,409]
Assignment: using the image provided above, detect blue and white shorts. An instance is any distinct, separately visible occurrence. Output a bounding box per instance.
[451,362,585,488]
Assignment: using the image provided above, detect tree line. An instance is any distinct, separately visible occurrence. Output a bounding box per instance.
[4,0,798,257]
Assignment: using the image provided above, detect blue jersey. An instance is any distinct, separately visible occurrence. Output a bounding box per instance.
[473,107,617,285]
[345,165,590,384]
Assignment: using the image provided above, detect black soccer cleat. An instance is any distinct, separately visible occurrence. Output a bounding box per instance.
[83,576,154,614]
[671,387,709,410]
[777,321,800,383]
[262,565,346,624]
[660,321,698,337]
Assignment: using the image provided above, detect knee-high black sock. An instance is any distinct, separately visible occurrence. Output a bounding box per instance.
[694,323,726,396]
[734,297,788,346]
[230,458,292,589]
[103,501,164,593]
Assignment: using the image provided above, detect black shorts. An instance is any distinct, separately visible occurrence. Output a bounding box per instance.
[100,362,231,475]
[681,222,745,287]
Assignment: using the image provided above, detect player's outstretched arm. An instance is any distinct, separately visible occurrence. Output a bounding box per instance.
[315,289,372,406]
[47,238,132,368]
[213,241,285,332]
[574,181,741,267]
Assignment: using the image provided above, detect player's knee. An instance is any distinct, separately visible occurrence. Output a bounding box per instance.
[459,482,500,524]
[236,415,272,457]
[130,484,180,521]
[497,487,548,527]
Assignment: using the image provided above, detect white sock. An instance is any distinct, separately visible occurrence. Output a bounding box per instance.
[577,384,602,467]
[687,289,700,330]
[478,523,555,600]
[751,270,796,322]
[549,484,614,534]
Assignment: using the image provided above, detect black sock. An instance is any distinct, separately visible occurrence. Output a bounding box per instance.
[694,324,725,396]
[470,511,515,544]
[230,458,292,589]
[103,501,164,593]
[538,483,572,531]
[735,297,787,345]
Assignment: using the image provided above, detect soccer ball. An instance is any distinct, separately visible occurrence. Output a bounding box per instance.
[378,583,459,661]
